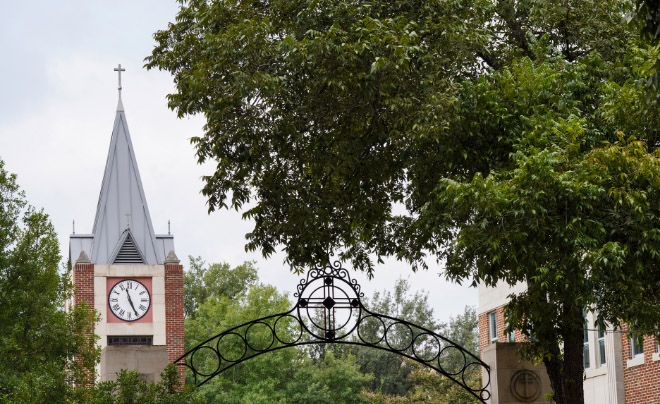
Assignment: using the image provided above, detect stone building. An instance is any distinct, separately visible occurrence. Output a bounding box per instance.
[478,281,659,403]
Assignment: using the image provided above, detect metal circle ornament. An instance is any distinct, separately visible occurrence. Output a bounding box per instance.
[295,264,362,340]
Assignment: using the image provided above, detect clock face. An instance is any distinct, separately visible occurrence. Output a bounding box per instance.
[108,279,151,322]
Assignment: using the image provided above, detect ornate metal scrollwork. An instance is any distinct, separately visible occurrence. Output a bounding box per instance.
[176,261,491,402]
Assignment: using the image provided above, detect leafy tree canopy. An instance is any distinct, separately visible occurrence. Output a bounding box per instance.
[147,2,660,401]
[0,159,99,404]
[147,0,633,274]
[73,365,202,404]
[184,256,258,318]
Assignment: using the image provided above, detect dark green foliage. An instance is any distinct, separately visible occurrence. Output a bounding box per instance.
[74,365,202,404]
[184,256,258,318]
[183,259,372,404]
[286,353,373,404]
[362,358,481,404]
[146,0,633,275]
[352,279,437,396]
[147,1,660,402]
[626,0,660,42]
[0,159,99,404]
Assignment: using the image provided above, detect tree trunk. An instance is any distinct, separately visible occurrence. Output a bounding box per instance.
[542,306,585,404]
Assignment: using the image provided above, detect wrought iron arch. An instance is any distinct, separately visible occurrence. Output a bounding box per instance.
[176,262,491,402]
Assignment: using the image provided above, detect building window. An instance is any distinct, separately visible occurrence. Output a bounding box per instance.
[597,327,606,367]
[582,321,591,369]
[506,321,515,342]
[108,335,153,346]
[631,334,644,358]
[583,316,590,369]
[489,311,497,343]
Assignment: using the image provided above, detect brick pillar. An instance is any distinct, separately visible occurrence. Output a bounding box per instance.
[164,251,185,386]
[73,250,95,385]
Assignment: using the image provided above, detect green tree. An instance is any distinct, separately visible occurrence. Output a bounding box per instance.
[185,282,298,403]
[184,261,372,404]
[146,0,632,274]
[184,256,258,318]
[360,306,480,404]
[0,159,99,403]
[351,278,438,396]
[75,365,202,404]
[362,359,481,404]
[625,0,660,97]
[148,1,660,403]
[286,353,372,404]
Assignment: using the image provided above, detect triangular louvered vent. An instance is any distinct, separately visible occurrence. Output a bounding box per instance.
[113,233,144,264]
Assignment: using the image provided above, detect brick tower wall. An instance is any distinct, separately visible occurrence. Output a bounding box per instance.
[164,261,185,384]
[73,261,95,384]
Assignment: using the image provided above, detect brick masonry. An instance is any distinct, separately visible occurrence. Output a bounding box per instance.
[478,306,524,354]
[73,261,95,384]
[73,262,94,308]
[621,324,660,404]
[165,262,185,385]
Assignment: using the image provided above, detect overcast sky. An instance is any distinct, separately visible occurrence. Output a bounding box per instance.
[0,1,477,323]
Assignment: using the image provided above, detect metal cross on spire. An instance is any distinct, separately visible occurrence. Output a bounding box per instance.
[114,64,126,111]
[114,64,125,92]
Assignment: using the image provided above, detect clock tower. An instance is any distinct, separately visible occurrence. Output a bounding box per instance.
[69,66,184,384]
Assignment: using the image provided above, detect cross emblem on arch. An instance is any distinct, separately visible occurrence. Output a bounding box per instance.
[297,276,360,340]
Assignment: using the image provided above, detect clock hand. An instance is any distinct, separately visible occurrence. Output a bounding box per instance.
[126,290,139,316]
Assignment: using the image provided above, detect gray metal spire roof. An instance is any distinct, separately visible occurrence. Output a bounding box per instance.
[68,70,176,266]
[88,105,163,265]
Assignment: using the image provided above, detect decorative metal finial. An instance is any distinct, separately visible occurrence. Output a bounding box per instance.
[114,64,126,111]
[72,220,75,234]
[168,220,171,235]
[125,212,131,229]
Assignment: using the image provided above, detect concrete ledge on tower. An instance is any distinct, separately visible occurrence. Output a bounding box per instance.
[482,342,552,404]
[100,345,170,383]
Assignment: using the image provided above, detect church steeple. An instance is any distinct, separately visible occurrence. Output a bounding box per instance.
[89,94,163,264]
[68,65,175,266]
[68,67,183,386]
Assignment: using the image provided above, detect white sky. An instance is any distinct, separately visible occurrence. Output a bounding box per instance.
[0,1,477,323]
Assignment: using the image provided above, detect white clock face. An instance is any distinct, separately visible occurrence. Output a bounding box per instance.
[108,279,151,322]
